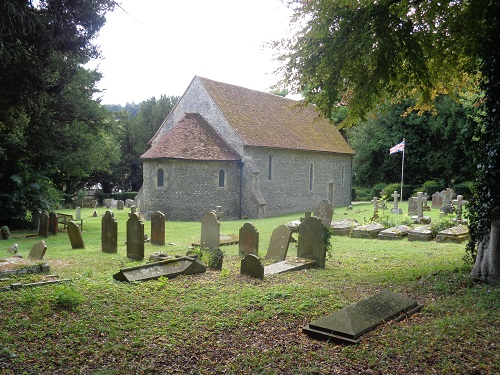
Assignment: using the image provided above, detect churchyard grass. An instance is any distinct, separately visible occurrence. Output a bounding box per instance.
[1,204,498,374]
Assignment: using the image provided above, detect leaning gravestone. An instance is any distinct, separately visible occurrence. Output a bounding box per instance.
[28,240,47,260]
[265,224,292,261]
[39,211,49,238]
[408,225,433,242]
[102,210,118,253]
[431,191,443,209]
[49,212,58,235]
[351,222,385,239]
[302,290,422,344]
[377,225,413,240]
[200,211,220,252]
[239,222,259,256]
[297,216,326,268]
[67,221,85,249]
[314,200,334,226]
[151,211,166,246]
[127,213,144,260]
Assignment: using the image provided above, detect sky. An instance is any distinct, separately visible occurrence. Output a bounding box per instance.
[88,0,295,105]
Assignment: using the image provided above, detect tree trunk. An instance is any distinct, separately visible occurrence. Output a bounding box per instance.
[471,207,500,285]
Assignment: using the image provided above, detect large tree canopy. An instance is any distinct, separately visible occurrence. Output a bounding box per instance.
[0,0,116,226]
[277,0,500,284]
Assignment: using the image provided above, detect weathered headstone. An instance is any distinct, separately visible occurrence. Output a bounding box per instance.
[151,211,166,246]
[130,206,137,215]
[302,290,422,344]
[440,188,455,214]
[265,224,291,261]
[126,213,144,260]
[390,191,402,214]
[408,225,433,242]
[67,221,85,249]
[416,192,424,218]
[101,210,118,253]
[49,212,58,235]
[408,197,418,216]
[422,193,430,211]
[104,198,112,208]
[371,197,379,215]
[75,206,81,221]
[200,211,220,252]
[240,254,264,279]
[31,210,41,231]
[436,225,469,243]
[452,195,468,222]
[351,222,385,239]
[28,240,47,260]
[331,219,360,236]
[125,199,134,208]
[38,211,49,238]
[314,200,334,226]
[377,225,413,240]
[297,216,326,268]
[239,222,259,256]
[431,192,443,209]
[116,200,124,210]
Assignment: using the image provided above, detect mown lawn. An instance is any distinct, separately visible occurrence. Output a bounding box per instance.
[0,203,499,374]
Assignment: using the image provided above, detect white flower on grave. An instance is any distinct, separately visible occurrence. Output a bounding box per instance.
[8,243,18,254]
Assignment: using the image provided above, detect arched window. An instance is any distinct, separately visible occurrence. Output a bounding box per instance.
[309,163,314,191]
[268,154,273,180]
[157,168,164,188]
[218,169,225,188]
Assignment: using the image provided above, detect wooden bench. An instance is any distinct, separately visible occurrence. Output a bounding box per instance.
[57,213,83,231]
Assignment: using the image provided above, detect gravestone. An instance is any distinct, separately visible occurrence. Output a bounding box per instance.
[452,195,468,223]
[113,256,206,282]
[416,192,424,218]
[390,191,402,214]
[408,225,433,241]
[302,290,422,344]
[67,221,85,249]
[116,200,124,210]
[297,216,326,268]
[127,213,144,260]
[351,222,385,239]
[331,219,360,236]
[200,211,220,252]
[265,224,292,261]
[436,225,469,243]
[422,193,430,211]
[377,225,413,240]
[31,210,41,231]
[314,200,334,226]
[49,212,58,235]
[239,222,259,256]
[130,206,137,215]
[408,197,418,216]
[151,211,166,246]
[371,197,379,215]
[101,210,118,253]
[75,206,81,221]
[145,211,152,221]
[240,254,264,279]
[440,188,455,214]
[125,199,134,208]
[28,240,47,260]
[38,211,49,238]
[104,198,112,208]
[431,192,443,209]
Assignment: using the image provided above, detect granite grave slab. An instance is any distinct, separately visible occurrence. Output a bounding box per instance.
[377,225,413,240]
[351,223,385,239]
[331,219,360,236]
[436,225,469,243]
[408,225,433,242]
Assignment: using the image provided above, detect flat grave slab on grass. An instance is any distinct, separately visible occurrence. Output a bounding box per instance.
[408,225,434,242]
[302,290,422,344]
[351,223,385,239]
[192,234,239,247]
[436,225,469,243]
[331,219,360,236]
[264,257,317,276]
[377,225,413,240]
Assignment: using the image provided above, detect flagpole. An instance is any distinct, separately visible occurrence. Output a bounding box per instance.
[400,138,405,203]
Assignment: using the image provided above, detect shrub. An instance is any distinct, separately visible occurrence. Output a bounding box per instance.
[112,193,124,201]
[353,186,371,201]
[52,285,83,311]
[371,182,387,199]
[98,193,110,206]
[431,215,456,237]
[1,225,10,240]
[208,248,224,270]
[122,192,138,201]
[414,180,447,196]
[382,183,402,198]
[453,182,474,199]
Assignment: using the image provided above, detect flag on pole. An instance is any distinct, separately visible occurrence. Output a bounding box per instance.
[389,140,405,154]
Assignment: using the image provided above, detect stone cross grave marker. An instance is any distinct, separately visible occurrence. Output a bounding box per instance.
[314,200,334,226]
[39,211,49,238]
[127,213,144,260]
[390,191,402,214]
[151,211,166,246]
[28,240,47,260]
[452,195,468,222]
[302,290,422,344]
[67,221,85,249]
[75,207,81,220]
[440,188,455,214]
[116,200,124,210]
[298,216,326,268]
[102,210,118,253]
[49,212,58,235]
[431,191,443,209]
[200,211,220,252]
[239,222,259,256]
[265,224,292,262]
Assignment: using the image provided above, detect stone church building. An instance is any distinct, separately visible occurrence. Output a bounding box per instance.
[138,76,354,221]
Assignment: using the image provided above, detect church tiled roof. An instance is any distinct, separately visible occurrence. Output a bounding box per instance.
[198,77,354,155]
[141,113,240,161]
